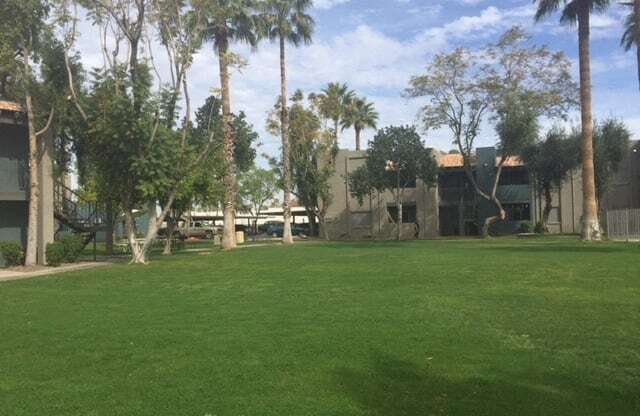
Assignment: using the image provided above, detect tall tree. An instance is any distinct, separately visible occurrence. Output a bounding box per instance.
[621,0,640,90]
[407,28,577,236]
[349,126,439,241]
[60,0,210,263]
[0,0,57,266]
[204,0,259,250]
[310,82,354,145]
[570,119,632,208]
[266,90,337,239]
[239,166,279,235]
[259,0,314,245]
[534,0,611,241]
[522,128,581,230]
[341,97,378,151]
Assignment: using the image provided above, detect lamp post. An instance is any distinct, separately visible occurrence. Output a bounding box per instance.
[386,160,402,241]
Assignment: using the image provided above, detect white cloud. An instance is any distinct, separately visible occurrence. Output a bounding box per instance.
[314,0,352,10]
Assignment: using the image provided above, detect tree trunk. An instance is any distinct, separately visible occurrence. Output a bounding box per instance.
[163,217,175,255]
[334,119,340,144]
[355,127,361,151]
[458,193,465,236]
[105,200,114,255]
[636,0,640,91]
[24,50,39,266]
[577,8,601,241]
[542,185,553,231]
[218,36,237,250]
[318,212,329,240]
[280,35,294,245]
[125,210,145,264]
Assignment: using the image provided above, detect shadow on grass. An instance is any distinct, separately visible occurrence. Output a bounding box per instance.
[332,352,637,416]
[479,244,631,255]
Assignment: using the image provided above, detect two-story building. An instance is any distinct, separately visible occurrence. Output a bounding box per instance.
[321,146,592,240]
[0,101,55,265]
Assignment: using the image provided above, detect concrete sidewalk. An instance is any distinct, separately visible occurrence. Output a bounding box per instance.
[0,262,113,283]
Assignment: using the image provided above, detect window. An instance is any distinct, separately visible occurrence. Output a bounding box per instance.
[503,203,531,221]
[351,212,371,228]
[547,207,560,224]
[387,204,417,224]
[439,171,470,188]
[403,177,417,189]
[499,168,529,186]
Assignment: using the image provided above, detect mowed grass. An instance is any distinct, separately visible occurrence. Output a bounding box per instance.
[1,238,639,415]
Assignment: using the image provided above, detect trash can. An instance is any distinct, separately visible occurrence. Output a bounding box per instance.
[235,231,245,245]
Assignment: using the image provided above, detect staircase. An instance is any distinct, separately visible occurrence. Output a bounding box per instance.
[53,180,109,248]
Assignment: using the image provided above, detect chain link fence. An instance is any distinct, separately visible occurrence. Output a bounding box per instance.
[606,209,640,242]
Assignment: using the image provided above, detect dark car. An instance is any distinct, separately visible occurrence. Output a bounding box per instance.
[266,223,308,238]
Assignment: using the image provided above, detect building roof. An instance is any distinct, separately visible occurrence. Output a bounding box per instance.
[0,100,23,113]
[439,153,524,168]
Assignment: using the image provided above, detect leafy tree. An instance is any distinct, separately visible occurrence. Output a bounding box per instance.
[349,126,438,241]
[341,97,378,151]
[621,0,640,90]
[259,0,314,245]
[570,119,632,209]
[521,128,581,230]
[59,0,210,263]
[162,95,258,254]
[309,82,354,144]
[267,90,337,238]
[0,0,62,265]
[239,166,279,235]
[406,27,576,236]
[534,0,612,241]
[203,0,260,250]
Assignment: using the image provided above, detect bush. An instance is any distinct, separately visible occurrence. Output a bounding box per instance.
[534,221,546,234]
[0,241,25,267]
[518,222,532,234]
[60,234,84,263]
[46,242,66,267]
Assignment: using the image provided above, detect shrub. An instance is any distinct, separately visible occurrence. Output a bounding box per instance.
[0,241,25,267]
[46,242,66,267]
[534,221,546,234]
[60,234,84,263]
[518,222,532,234]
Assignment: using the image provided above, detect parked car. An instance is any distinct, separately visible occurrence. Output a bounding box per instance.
[176,222,218,240]
[265,222,308,238]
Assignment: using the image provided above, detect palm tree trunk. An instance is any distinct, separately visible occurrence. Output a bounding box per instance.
[24,49,39,266]
[355,127,361,151]
[636,0,640,91]
[636,44,640,91]
[577,8,601,241]
[218,36,237,250]
[280,35,294,245]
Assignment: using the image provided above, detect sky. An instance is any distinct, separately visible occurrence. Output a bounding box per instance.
[75,0,638,163]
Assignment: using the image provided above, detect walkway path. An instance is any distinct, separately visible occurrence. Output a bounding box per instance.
[0,262,113,283]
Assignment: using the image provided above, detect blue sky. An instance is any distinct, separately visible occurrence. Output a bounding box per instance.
[76,0,638,159]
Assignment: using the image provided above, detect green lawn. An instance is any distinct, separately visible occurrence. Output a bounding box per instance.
[1,238,639,415]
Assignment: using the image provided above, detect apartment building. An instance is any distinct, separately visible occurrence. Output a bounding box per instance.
[0,101,55,265]
[322,147,584,240]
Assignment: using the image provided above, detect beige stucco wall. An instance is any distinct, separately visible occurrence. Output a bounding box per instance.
[322,150,439,240]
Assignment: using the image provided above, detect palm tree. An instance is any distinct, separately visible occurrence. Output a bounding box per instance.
[204,0,259,250]
[621,1,640,90]
[534,0,610,241]
[260,0,314,245]
[312,82,354,145]
[341,97,379,151]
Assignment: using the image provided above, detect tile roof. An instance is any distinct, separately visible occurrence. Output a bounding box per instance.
[439,153,524,168]
[0,100,23,113]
